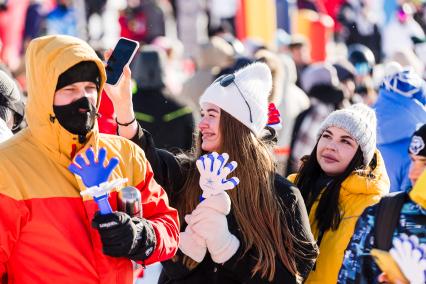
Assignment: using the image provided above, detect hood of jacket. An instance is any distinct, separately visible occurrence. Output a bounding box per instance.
[409,168,426,209]
[339,150,389,200]
[25,35,106,165]
[375,88,426,144]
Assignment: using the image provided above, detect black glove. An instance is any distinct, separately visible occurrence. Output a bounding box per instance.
[92,211,156,261]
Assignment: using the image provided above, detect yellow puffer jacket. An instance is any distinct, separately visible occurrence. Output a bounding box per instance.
[409,168,426,209]
[288,150,389,283]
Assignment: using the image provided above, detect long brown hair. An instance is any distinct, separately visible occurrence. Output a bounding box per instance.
[175,110,302,281]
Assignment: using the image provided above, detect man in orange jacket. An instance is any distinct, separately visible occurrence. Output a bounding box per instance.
[0,35,179,283]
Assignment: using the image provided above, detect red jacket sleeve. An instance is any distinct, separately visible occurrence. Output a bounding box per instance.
[135,161,179,265]
[0,194,29,276]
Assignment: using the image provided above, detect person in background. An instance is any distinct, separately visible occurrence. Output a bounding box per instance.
[108,61,319,283]
[383,3,425,60]
[180,36,234,122]
[286,34,311,89]
[131,45,194,152]
[288,104,390,283]
[338,123,426,283]
[337,0,382,62]
[374,67,426,192]
[333,60,359,104]
[0,35,179,283]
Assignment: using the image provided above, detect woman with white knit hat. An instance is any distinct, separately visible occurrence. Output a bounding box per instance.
[106,60,318,283]
[288,103,390,283]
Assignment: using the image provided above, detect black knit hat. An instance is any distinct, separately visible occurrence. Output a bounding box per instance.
[56,61,100,91]
[409,124,426,157]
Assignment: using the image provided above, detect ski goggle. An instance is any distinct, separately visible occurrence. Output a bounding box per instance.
[214,73,253,123]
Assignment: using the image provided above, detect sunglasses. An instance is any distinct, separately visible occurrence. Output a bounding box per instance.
[214,74,253,123]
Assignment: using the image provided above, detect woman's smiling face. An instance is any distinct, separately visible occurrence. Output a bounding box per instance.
[198,102,222,152]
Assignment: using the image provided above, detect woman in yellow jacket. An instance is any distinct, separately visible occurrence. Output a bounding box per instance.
[288,104,390,283]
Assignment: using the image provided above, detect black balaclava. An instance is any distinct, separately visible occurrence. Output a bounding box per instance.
[53,61,100,142]
[53,96,97,137]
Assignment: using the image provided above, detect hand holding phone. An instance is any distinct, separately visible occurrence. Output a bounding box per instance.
[105,37,139,85]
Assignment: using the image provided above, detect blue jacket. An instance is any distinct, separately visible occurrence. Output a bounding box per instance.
[337,194,426,283]
[374,88,426,192]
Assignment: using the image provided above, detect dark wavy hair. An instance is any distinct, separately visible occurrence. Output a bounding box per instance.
[294,144,368,238]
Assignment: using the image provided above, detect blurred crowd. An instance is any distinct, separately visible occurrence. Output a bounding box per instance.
[0,0,426,282]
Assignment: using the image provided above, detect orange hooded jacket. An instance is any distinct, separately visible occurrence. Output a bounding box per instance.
[0,35,179,283]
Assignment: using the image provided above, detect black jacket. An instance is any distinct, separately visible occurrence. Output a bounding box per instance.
[132,89,194,152]
[131,126,317,283]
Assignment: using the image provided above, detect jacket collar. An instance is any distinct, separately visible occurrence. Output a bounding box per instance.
[340,149,390,202]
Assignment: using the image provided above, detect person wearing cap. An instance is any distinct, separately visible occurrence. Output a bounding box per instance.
[287,104,390,283]
[108,61,318,283]
[374,67,426,192]
[0,70,25,142]
[338,123,426,283]
[0,35,179,283]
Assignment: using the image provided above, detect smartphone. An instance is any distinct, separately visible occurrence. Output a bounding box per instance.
[370,249,409,284]
[106,37,139,85]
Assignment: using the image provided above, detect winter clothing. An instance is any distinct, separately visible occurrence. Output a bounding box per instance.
[317,104,377,165]
[338,170,426,283]
[374,70,426,192]
[274,55,310,174]
[97,91,117,135]
[131,126,318,283]
[185,199,240,264]
[409,124,426,156]
[0,35,179,283]
[179,193,232,262]
[288,150,390,284]
[199,62,271,137]
[300,63,340,94]
[131,46,194,152]
[56,60,101,91]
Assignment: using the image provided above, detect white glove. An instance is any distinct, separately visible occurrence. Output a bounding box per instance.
[390,234,426,284]
[178,193,231,262]
[185,205,240,264]
[178,225,207,263]
[196,152,239,199]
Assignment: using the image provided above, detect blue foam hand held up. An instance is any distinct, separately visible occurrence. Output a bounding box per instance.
[69,147,119,187]
[195,152,239,199]
[69,147,120,215]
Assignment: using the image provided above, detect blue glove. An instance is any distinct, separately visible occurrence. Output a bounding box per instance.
[68,147,119,187]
